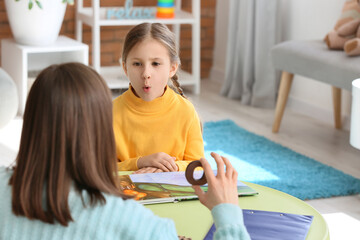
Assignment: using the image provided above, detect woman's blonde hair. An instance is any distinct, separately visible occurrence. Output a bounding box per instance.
[122,22,186,97]
[10,62,128,226]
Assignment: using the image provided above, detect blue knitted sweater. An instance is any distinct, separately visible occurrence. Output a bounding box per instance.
[0,167,250,239]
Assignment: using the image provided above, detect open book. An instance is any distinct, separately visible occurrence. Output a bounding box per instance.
[118,170,258,204]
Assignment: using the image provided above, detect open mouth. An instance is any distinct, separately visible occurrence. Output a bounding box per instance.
[143,86,151,92]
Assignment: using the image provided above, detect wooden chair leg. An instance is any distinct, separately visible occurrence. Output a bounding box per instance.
[332,86,342,129]
[272,71,294,133]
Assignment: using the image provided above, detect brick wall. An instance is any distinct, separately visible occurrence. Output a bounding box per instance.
[0,0,216,78]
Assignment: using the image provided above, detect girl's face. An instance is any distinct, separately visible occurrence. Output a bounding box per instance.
[123,37,178,102]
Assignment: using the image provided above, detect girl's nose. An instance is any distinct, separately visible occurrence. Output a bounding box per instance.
[142,67,151,80]
[143,73,150,79]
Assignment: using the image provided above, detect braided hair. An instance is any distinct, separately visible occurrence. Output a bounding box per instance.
[170,73,186,98]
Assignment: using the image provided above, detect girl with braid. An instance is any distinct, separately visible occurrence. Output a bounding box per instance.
[113,23,204,173]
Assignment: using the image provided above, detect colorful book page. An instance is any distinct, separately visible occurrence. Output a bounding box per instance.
[117,171,257,204]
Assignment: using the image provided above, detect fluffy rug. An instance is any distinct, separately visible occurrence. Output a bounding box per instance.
[203,120,360,200]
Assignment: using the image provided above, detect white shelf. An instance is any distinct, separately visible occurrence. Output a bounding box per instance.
[11,36,88,53]
[77,8,196,26]
[75,0,201,94]
[1,36,88,115]
[100,66,196,89]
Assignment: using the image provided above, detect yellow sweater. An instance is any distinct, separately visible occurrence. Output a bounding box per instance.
[113,86,204,171]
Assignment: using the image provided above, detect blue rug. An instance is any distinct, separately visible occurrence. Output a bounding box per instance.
[203,120,360,200]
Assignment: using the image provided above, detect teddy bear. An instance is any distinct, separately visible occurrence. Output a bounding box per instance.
[324,0,360,56]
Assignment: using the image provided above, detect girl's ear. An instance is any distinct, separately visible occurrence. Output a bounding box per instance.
[122,61,128,76]
[169,62,179,78]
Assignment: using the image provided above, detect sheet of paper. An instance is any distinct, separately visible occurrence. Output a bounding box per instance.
[129,170,247,187]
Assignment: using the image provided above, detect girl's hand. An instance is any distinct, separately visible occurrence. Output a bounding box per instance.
[133,167,164,174]
[192,152,239,210]
[137,152,178,172]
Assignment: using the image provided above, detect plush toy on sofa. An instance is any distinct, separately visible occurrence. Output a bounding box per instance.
[325,0,360,56]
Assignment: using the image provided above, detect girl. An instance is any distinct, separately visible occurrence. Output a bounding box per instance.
[0,62,250,240]
[113,23,204,173]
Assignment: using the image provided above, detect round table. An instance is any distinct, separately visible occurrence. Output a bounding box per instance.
[146,182,329,240]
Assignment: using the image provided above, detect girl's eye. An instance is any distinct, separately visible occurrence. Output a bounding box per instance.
[133,62,141,66]
[152,62,160,66]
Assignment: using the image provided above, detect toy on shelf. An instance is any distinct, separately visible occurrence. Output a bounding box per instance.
[156,0,175,18]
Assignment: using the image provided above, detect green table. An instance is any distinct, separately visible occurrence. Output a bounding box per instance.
[145,182,329,240]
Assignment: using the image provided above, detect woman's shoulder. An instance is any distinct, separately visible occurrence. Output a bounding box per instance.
[71,190,165,226]
[103,194,151,215]
[0,166,12,208]
[0,166,12,182]
[102,194,168,221]
[99,194,177,238]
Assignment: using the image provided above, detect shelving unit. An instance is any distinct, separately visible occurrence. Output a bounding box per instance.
[1,36,88,115]
[75,0,200,94]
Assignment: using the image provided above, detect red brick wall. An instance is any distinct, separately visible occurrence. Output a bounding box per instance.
[0,0,216,78]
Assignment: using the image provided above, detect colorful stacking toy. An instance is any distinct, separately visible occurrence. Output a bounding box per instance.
[156,0,175,18]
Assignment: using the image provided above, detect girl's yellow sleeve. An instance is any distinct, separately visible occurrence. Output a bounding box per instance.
[117,157,140,171]
[177,112,204,171]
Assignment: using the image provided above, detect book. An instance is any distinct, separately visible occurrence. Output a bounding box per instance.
[118,170,258,204]
[204,209,314,240]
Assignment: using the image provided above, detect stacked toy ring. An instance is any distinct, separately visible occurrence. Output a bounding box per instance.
[157,0,175,18]
[185,160,207,185]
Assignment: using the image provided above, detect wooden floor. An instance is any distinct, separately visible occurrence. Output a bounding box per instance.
[0,79,359,239]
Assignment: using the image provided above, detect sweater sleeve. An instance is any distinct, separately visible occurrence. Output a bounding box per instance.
[175,160,194,172]
[119,199,179,240]
[211,204,251,240]
[117,157,139,171]
[148,215,179,240]
[183,111,204,163]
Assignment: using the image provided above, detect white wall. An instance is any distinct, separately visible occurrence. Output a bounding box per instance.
[209,0,230,83]
[211,0,352,129]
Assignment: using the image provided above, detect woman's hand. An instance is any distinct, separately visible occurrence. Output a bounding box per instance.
[137,152,178,172]
[192,152,239,210]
